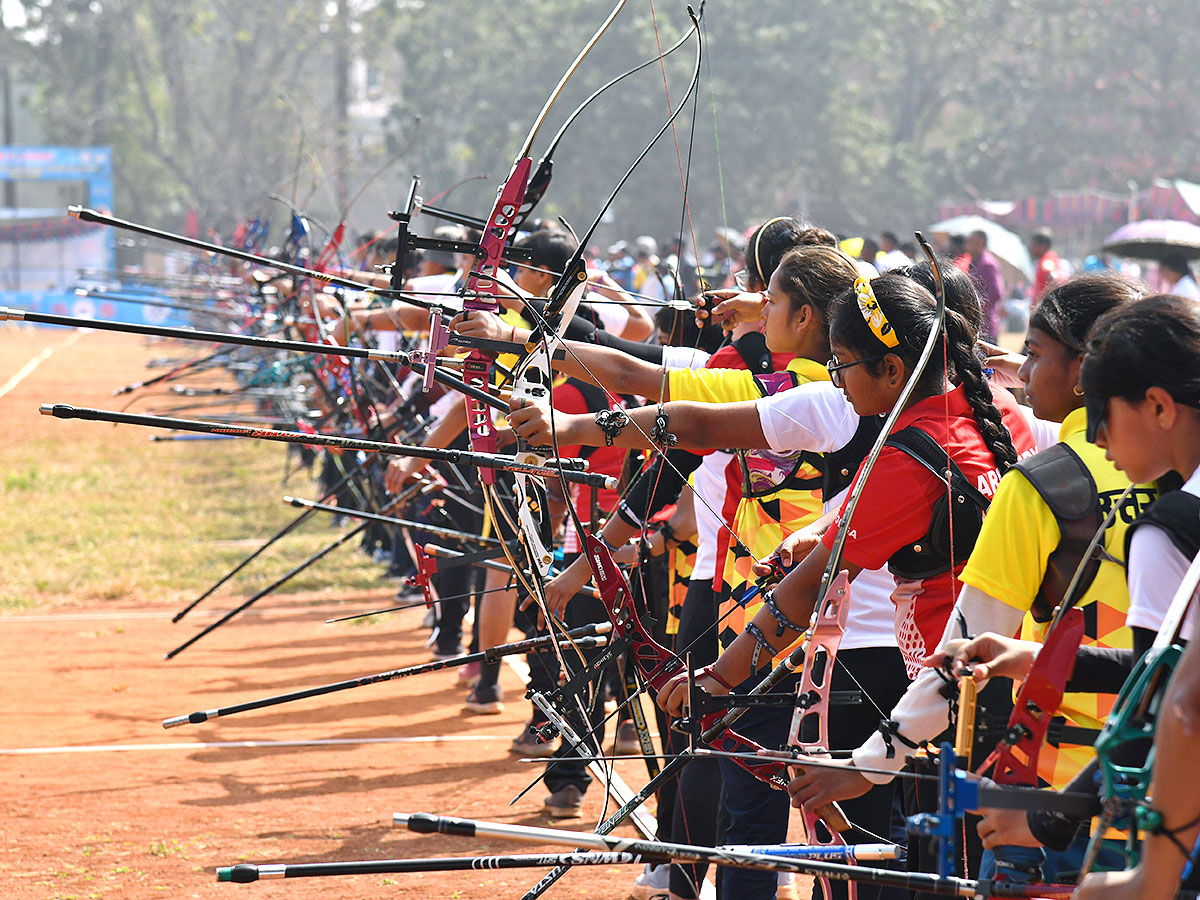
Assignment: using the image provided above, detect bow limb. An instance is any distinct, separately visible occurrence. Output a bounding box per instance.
[511,5,707,761]
[972,488,1137,789]
[512,17,696,229]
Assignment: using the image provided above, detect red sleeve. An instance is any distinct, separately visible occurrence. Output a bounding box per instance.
[821,448,941,571]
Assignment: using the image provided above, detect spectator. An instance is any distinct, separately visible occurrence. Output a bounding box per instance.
[877,231,911,271]
[603,240,634,290]
[1160,253,1200,300]
[859,236,880,267]
[1028,228,1063,306]
[966,229,1006,340]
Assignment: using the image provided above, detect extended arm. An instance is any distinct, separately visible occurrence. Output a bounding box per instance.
[508,398,768,452]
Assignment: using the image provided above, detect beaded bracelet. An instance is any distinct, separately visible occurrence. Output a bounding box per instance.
[764,589,808,639]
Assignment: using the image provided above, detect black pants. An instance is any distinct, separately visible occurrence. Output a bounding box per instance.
[669,577,722,898]
[802,645,910,900]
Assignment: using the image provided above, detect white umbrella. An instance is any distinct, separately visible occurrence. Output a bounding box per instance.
[928,214,1035,283]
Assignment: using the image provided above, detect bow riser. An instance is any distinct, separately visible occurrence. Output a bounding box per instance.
[979,605,1086,786]
[787,572,854,896]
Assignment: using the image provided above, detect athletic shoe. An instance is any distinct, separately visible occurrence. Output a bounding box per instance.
[463,682,504,715]
[454,660,481,688]
[630,862,669,900]
[615,720,640,755]
[432,645,465,661]
[510,723,557,758]
[542,784,583,818]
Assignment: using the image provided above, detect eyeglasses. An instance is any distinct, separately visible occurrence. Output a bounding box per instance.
[1085,394,1109,443]
[734,269,751,291]
[826,353,887,387]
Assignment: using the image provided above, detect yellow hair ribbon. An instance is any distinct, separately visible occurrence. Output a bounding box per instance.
[854,276,899,348]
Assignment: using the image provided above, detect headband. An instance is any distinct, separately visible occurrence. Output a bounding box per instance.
[854,276,899,348]
[752,216,792,285]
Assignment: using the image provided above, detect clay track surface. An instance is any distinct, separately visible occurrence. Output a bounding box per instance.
[0,327,655,900]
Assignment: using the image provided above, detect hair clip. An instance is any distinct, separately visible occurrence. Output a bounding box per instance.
[855,276,899,348]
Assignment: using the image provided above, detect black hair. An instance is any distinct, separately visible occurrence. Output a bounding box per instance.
[889,260,984,344]
[773,245,860,326]
[515,228,578,273]
[830,272,1020,473]
[1161,253,1191,278]
[1029,272,1144,355]
[743,218,839,287]
[1080,293,1200,408]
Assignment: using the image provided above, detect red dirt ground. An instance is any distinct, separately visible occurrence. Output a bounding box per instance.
[0,327,664,900]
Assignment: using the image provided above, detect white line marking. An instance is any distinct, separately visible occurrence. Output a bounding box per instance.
[0,610,270,622]
[0,735,507,756]
[0,331,85,399]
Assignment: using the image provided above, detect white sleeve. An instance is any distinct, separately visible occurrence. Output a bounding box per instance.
[588,301,630,337]
[757,381,858,453]
[659,346,711,369]
[1017,405,1061,452]
[1126,525,1192,632]
[851,585,1027,782]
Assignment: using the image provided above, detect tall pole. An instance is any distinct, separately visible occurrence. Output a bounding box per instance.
[1,7,20,292]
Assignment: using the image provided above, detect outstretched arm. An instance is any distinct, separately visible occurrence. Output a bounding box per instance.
[508,397,768,451]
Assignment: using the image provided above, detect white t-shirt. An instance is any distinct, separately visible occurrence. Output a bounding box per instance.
[1126,465,1200,635]
[690,451,734,581]
[1171,274,1200,301]
[404,271,461,310]
[758,380,860,454]
[756,380,896,650]
[1017,404,1062,453]
[586,299,630,337]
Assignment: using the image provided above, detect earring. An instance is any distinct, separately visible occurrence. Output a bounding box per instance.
[1073,385,1084,396]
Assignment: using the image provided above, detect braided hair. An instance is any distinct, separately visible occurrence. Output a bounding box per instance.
[830,272,1020,474]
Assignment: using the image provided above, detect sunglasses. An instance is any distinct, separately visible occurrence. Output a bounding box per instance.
[1085,394,1108,443]
[826,353,887,388]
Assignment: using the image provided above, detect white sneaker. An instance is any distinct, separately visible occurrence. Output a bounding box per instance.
[631,862,669,900]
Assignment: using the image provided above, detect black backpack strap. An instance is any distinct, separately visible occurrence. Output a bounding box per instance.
[1125,490,1200,564]
[1013,443,1101,623]
[731,330,774,374]
[882,427,991,580]
[885,427,990,509]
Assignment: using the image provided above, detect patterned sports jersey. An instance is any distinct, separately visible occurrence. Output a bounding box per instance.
[960,406,1154,789]
[668,357,830,660]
